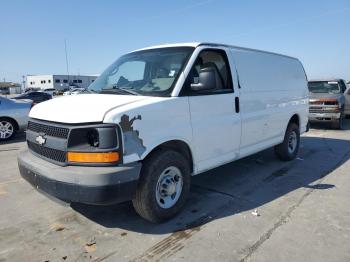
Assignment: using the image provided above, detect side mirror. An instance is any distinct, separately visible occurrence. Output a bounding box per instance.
[190,67,216,91]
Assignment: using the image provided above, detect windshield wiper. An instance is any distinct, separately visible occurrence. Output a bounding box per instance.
[117,87,139,95]
[101,86,139,96]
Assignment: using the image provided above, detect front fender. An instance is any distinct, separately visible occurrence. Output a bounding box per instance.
[103,97,193,165]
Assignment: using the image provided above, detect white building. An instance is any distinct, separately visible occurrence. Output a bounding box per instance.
[26,75,98,91]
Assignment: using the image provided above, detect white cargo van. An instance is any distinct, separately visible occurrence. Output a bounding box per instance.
[18,43,308,222]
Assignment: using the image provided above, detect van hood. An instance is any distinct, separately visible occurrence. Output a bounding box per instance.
[29,94,148,123]
[309,92,342,100]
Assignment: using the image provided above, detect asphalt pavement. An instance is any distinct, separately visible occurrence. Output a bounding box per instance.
[1,120,350,262]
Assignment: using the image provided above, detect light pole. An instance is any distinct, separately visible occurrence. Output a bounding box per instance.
[22,75,26,93]
[64,39,70,86]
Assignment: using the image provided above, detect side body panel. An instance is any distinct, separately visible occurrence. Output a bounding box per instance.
[230,48,308,158]
[187,93,241,173]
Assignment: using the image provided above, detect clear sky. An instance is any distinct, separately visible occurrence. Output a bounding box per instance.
[1,0,350,83]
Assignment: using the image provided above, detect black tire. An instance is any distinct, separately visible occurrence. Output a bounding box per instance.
[132,149,191,223]
[0,118,17,141]
[331,116,343,130]
[274,122,300,161]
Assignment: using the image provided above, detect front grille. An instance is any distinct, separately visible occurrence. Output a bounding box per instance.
[27,121,69,139]
[28,141,66,163]
[324,101,338,106]
[309,109,324,113]
[309,101,338,106]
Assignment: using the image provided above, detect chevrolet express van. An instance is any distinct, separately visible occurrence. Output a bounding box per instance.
[18,43,308,222]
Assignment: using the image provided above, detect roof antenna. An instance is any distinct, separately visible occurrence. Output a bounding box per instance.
[64,39,70,84]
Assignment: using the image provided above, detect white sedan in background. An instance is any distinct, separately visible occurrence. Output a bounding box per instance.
[63,87,87,96]
[0,96,32,141]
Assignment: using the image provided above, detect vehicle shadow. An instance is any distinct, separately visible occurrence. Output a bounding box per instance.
[71,135,350,235]
[0,132,26,145]
[310,118,350,130]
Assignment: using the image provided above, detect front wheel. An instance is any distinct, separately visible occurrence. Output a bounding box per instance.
[0,118,16,141]
[132,150,191,223]
[274,123,300,161]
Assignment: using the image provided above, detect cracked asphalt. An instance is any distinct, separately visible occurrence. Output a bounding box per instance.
[1,120,350,262]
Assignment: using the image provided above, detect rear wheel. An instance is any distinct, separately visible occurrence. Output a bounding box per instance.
[132,150,191,223]
[274,122,300,161]
[0,118,16,141]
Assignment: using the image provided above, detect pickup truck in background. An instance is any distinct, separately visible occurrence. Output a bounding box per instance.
[345,84,350,118]
[308,79,349,129]
[17,42,309,222]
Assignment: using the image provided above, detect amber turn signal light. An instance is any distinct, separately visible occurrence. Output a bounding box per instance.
[67,152,119,163]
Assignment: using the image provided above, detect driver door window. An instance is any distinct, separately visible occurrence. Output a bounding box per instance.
[182,49,233,95]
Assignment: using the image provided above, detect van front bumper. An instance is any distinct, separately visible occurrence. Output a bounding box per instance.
[18,150,141,205]
[309,112,341,122]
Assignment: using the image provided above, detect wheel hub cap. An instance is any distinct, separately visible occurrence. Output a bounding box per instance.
[156,166,183,209]
[0,121,13,139]
[162,179,176,196]
[288,131,297,154]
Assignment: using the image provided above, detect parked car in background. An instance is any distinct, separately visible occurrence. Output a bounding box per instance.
[42,88,56,96]
[24,87,41,93]
[308,79,348,129]
[63,88,87,96]
[62,89,73,96]
[18,42,308,223]
[53,88,69,96]
[14,91,52,104]
[0,97,31,141]
[0,89,10,95]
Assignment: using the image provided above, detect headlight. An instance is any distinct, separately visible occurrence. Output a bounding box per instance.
[67,124,122,165]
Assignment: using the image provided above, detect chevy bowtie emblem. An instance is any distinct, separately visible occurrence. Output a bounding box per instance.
[35,135,46,145]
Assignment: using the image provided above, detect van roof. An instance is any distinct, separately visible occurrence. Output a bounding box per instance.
[309,79,344,82]
[133,42,298,60]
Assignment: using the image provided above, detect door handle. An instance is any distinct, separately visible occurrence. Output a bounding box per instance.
[235,97,240,113]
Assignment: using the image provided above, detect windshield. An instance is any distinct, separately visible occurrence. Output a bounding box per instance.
[89,47,194,97]
[308,81,341,94]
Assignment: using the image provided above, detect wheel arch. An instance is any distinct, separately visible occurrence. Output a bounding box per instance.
[289,114,300,128]
[0,116,19,130]
[281,113,300,139]
[141,139,195,174]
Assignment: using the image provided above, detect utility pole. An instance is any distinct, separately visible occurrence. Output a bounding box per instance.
[22,75,26,93]
[64,39,70,86]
